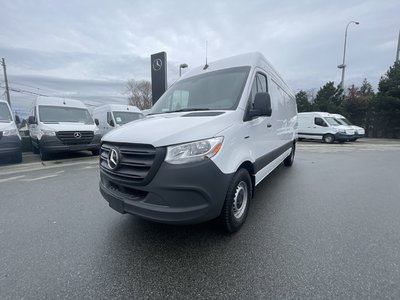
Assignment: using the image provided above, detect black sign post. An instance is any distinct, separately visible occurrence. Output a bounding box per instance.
[150,52,167,105]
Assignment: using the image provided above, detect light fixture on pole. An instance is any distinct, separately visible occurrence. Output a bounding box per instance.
[338,21,359,90]
[179,63,188,77]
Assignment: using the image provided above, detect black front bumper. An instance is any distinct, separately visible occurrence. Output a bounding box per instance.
[334,133,354,142]
[40,134,101,153]
[0,135,22,157]
[100,159,234,225]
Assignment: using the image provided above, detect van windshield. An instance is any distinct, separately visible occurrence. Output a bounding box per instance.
[149,66,250,114]
[325,117,341,126]
[113,111,143,125]
[0,102,13,122]
[334,118,347,125]
[39,105,94,124]
[340,118,352,125]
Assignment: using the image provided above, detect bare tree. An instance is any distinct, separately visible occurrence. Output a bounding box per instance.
[125,79,152,109]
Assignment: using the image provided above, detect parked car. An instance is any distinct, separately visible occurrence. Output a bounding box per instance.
[330,113,365,141]
[297,112,355,143]
[99,52,298,232]
[0,100,22,163]
[28,96,101,160]
[92,104,143,136]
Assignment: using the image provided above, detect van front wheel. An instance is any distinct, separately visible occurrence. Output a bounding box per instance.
[323,134,334,144]
[220,169,252,233]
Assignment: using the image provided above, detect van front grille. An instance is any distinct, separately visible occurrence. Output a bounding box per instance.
[56,131,94,145]
[100,142,166,186]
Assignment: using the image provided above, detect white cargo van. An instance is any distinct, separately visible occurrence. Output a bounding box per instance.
[99,52,298,232]
[0,100,22,163]
[28,96,101,160]
[92,104,143,135]
[298,112,355,143]
[330,113,365,141]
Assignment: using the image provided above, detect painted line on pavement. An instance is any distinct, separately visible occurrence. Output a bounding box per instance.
[0,175,26,183]
[21,174,60,182]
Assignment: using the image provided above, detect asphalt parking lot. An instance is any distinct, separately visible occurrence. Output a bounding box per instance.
[1,139,400,299]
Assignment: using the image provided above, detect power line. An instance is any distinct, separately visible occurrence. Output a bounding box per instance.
[0,85,48,97]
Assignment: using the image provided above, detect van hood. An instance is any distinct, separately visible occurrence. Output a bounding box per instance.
[39,122,98,132]
[0,121,14,131]
[102,111,237,147]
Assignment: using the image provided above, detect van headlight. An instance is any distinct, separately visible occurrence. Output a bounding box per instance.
[41,129,56,136]
[2,128,18,136]
[165,137,223,164]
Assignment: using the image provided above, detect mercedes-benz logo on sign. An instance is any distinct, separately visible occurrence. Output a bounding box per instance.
[107,148,120,170]
[152,58,162,71]
[73,132,82,139]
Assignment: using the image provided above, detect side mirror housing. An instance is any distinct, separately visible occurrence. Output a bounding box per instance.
[94,118,99,126]
[28,116,37,125]
[15,115,21,124]
[246,92,272,120]
[109,119,115,127]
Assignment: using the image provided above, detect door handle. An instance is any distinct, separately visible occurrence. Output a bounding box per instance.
[267,124,272,128]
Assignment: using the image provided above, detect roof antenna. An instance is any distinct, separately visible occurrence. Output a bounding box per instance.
[203,40,209,70]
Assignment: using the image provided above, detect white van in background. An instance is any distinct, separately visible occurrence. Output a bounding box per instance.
[99,52,298,232]
[298,112,355,143]
[92,104,143,136]
[28,96,101,160]
[0,100,22,163]
[330,113,365,141]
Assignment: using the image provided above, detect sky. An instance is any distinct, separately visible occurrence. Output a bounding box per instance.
[0,0,399,117]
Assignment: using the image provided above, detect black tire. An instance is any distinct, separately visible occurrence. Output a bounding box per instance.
[220,169,252,233]
[323,134,334,144]
[92,149,100,156]
[284,142,295,167]
[32,143,39,154]
[12,150,23,163]
[39,148,50,161]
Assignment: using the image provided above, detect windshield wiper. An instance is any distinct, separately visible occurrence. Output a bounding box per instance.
[165,108,211,113]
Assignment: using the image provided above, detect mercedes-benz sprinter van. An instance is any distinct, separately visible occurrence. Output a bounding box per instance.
[0,100,22,163]
[92,104,143,135]
[99,52,298,232]
[298,112,355,143]
[28,96,101,160]
[330,113,365,141]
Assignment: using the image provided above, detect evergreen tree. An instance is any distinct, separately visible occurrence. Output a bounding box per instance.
[295,90,312,112]
[312,81,343,113]
[372,61,400,138]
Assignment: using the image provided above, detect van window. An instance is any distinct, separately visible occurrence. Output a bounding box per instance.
[315,117,328,127]
[112,112,143,125]
[249,73,268,105]
[324,117,340,126]
[39,106,94,124]
[150,66,250,114]
[0,102,12,122]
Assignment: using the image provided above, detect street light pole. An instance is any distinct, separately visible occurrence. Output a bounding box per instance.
[179,63,188,77]
[338,21,359,90]
[1,58,11,105]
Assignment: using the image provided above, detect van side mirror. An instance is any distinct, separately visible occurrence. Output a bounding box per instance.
[15,115,21,124]
[247,92,272,120]
[28,116,37,125]
[94,118,99,126]
[109,119,115,127]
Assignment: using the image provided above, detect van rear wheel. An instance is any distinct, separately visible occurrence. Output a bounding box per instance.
[220,169,252,233]
[284,142,295,167]
[323,134,334,144]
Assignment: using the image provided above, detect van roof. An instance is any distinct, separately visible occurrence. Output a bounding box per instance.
[94,104,142,113]
[298,112,333,117]
[35,96,87,108]
[181,52,292,95]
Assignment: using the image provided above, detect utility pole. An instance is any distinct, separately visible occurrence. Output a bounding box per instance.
[396,29,400,62]
[1,58,11,105]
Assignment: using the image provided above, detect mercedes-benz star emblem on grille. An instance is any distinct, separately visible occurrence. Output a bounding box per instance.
[152,58,162,71]
[73,132,82,139]
[107,148,119,170]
